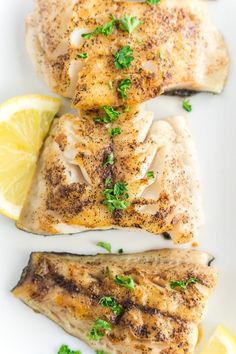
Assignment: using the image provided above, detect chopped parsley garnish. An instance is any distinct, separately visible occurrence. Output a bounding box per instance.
[159,50,164,60]
[103,182,129,212]
[147,170,155,179]
[119,15,142,34]
[77,53,88,59]
[170,277,201,290]
[88,319,111,341]
[57,345,81,354]
[95,106,121,124]
[114,45,134,70]
[123,106,130,112]
[96,351,109,354]
[97,241,112,253]
[108,80,113,89]
[118,248,124,254]
[105,177,112,186]
[103,106,120,121]
[110,127,122,137]
[137,38,143,45]
[82,16,116,39]
[103,153,114,167]
[146,0,161,5]
[182,99,192,112]
[99,296,123,315]
[118,78,131,100]
[114,275,135,291]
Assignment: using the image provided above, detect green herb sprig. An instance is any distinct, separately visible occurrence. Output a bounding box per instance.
[119,15,142,34]
[99,296,123,315]
[95,106,121,124]
[114,46,134,70]
[109,127,122,137]
[82,17,116,39]
[147,171,155,179]
[170,277,201,290]
[103,153,114,167]
[182,100,192,112]
[118,78,131,100]
[97,242,112,253]
[57,345,81,354]
[103,182,129,212]
[146,0,161,5]
[88,319,111,341]
[114,275,135,291]
[77,53,88,59]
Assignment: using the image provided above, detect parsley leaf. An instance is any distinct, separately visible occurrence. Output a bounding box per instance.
[159,50,164,60]
[95,106,121,124]
[147,170,155,179]
[182,99,192,112]
[103,182,130,212]
[119,15,142,34]
[96,351,110,354]
[108,80,113,89]
[88,319,111,341]
[77,53,88,59]
[146,0,161,5]
[118,248,124,254]
[103,106,120,121]
[82,17,116,39]
[114,275,135,291]
[103,153,114,167]
[97,241,112,253]
[170,277,201,290]
[118,78,131,100]
[57,345,81,354]
[109,127,122,137]
[105,177,112,186]
[99,296,123,315]
[114,45,134,70]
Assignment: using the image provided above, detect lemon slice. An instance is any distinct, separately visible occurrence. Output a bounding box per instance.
[0,94,61,220]
[201,325,236,354]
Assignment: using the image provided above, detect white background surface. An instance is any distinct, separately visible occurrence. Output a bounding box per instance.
[0,1,236,353]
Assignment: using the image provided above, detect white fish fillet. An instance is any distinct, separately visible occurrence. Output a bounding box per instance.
[17,106,203,244]
[13,249,217,354]
[25,0,229,109]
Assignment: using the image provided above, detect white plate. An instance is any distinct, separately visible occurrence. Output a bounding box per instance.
[0,1,235,353]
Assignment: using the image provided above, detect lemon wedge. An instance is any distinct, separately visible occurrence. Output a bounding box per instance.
[201,325,236,354]
[0,94,61,220]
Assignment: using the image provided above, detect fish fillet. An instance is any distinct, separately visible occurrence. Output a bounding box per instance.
[17,107,203,243]
[12,249,217,354]
[26,0,229,109]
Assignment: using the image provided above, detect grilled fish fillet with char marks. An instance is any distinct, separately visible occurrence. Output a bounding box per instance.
[12,249,217,354]
[17,106,203,244]
[26,0,229,109]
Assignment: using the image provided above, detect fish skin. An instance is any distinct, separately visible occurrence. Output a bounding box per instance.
[26,0,229,110]
[17,107,203,244]
[12,249,217,354]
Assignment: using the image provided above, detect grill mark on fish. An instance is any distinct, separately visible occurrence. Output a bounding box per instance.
[20,257,210,327]
[13,250,218,353]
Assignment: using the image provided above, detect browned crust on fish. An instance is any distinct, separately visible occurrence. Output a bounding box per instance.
[26,0,229,109]
[12,249,217,354]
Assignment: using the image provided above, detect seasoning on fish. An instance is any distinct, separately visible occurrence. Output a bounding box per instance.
[26,0,229,109]
[12,249,218,354]
[17,106,203,244]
